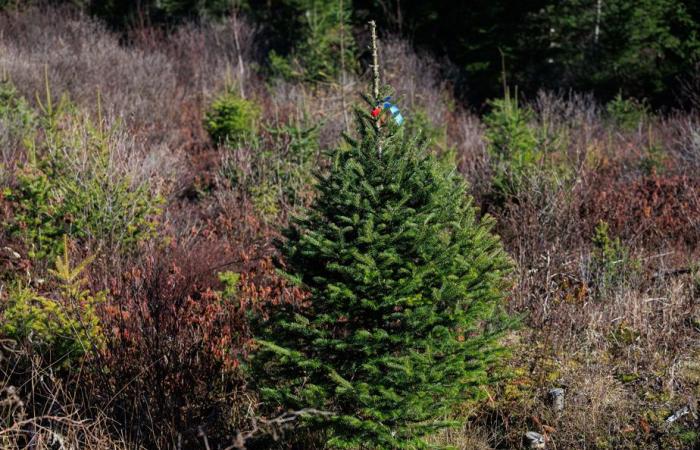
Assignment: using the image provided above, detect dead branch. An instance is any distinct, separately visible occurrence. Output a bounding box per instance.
[225,408,334,450]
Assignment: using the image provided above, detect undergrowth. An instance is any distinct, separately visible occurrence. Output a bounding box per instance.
[0,6,698,450]
[4,80,161,259]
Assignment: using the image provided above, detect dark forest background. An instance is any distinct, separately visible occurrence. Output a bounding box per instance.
[5,0,699,108]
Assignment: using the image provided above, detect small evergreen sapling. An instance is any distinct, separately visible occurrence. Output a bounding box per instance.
[5,80,161,259]
[1,236,106,365]
[250,83,512,448]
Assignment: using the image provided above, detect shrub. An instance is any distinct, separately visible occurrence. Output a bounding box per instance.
[639,129,666,175]
[583,172,700,248]
[268,50,297,80]
[204,90,261,146]
[249,180,281,220]
[404,107,453,158]
[268,121,320,207]
[250,90,513,448]
[5,86,161,259]
[220,119,320,220]
[0,79,36,180]
[96,236,270,448]
[484,90,540,200]
[605,94,648,131]
[266,0,356,82]
[0,236,105,364]
[589,220,639,296]
[0,79,34,132]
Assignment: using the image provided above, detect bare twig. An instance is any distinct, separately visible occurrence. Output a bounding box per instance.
[0,415,90,436]
[198,426,212,450]
[226,408,334,449]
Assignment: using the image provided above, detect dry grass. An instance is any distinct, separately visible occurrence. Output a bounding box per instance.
[0,340,133,449]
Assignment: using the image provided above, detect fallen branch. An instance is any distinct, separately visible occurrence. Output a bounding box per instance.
[225,408,334,450]
[652,267,692,280]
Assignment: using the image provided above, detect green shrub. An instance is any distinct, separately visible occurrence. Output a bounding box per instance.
[218,270,241,299]
[405,108,453,156]
[267,0,356,82]
[5,86,161,259]
[484,90,540,200]
[0,79,37,184]
[268,121,320,206]
[1,237,106,364]
[268,49,297,80]
[6,165,61,258]
[250,90,513,448]
[204,91,261,146]
[250,180,280,220]
[0,79,35,131]
[483,89,574,204]
[640,142,666,175]
[640,128,666,175]
[590,220,640,296]
[605,94,649,131]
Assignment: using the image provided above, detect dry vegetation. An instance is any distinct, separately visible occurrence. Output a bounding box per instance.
[1,5,699,449]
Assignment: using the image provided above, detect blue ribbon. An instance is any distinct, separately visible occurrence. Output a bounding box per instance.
[379,97,404,126]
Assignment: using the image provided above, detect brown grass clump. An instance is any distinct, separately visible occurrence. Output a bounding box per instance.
[0,340,132,449]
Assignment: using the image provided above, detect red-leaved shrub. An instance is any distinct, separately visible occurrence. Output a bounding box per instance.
[87,202,306,449]
[583,172,700,249]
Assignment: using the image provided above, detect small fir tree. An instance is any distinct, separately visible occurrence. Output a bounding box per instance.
[251,71,512,450]
[267,0,356,82]
[483,88,540,200]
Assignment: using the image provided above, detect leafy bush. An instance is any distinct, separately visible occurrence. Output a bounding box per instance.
[5,87,161,259]
[1,237,105,364]
[97,239,264,448]
[404,108,453,158]
[583,173,700,248]
[250,91,512,448]
[640,141,666,175]
[218,270,241,299]
[268,121,320,206]
[268,50,297,80]
[204,90,261,146]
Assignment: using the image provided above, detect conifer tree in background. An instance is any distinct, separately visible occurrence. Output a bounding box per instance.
[250,24,512,449]
[267,0,356,82]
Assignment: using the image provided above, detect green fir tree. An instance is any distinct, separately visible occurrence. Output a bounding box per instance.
[267,0,356,82]
[250,85,513,448]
